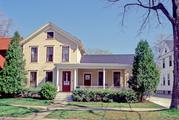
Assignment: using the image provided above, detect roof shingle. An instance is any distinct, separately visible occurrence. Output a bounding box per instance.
[80,54,134,65]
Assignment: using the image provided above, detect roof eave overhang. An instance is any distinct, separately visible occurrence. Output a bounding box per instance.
[55,63,132,69]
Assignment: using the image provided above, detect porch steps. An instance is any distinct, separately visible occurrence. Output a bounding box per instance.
[53,92,72,105]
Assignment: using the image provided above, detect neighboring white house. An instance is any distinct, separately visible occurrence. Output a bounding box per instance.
[156,40,173,95]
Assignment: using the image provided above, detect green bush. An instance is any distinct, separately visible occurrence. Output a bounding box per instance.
[72,88,137,103]
[39,83,57,100]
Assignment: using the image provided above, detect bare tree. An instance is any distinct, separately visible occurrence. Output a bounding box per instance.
[86,48,112,54]
[107,0,179,109]
[0,12,11,37]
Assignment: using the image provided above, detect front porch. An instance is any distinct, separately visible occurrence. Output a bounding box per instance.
[54,63,132,92]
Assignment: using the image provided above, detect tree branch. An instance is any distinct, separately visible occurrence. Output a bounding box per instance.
[108,0,175,24]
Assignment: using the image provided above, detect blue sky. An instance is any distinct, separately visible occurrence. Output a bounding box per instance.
[0,0,172,54]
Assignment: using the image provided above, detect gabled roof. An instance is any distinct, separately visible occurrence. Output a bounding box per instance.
[0,55,5,69]
[80,54,134,65]
[21,22,85,53]
[164,40,173,51]
[0,37,10,50]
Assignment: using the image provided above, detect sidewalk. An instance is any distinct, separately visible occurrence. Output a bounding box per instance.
[148,96,171,108]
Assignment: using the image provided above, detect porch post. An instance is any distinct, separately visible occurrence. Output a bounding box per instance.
[103,68,106,89]
[56,68,59,91]
[74,69,77,90]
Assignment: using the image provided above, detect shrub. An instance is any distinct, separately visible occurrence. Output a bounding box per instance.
[39,83,57,100]
[72,88,137,103]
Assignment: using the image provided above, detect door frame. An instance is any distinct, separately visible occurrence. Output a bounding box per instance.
[62,71,71,92]
[112,71,121,87]
[83,72,92,86]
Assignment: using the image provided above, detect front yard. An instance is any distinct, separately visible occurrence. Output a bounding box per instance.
[67,101,163,108]
[0,104,38,117]
[0,98,51,117]
[0,98,52,106]
[47,109,179,120]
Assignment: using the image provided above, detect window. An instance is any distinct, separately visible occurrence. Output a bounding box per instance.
[165,48,167,53]
[62,46,69,62]
[168,74,170,86]
[46,71,53,82]
[163,58,165,68]
[98,72,103,86]
[31,47,38,62]
[47,32,54,39]
[46,47,53,62]
[30,71,37,87]
[163,76,165,86]
[169,56,172,66]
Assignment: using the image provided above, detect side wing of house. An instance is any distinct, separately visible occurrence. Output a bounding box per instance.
[157,40,173,95]
[21,23,84,87]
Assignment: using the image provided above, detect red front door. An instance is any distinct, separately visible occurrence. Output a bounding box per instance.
[62,71,71,92]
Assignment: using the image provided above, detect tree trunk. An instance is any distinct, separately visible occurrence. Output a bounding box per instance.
[170,18,179,109]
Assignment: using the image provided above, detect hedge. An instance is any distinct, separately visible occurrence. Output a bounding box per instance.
[72,88,137,103]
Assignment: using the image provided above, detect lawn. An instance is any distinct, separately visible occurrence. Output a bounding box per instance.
[67,101,163,108]
[0,104,38,117]
[47,109,179,120]
[0,98,52,106]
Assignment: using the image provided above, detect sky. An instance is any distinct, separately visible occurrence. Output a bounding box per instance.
[0,0,173,54]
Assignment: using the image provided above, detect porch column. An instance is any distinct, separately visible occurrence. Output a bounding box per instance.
[74,69,77,90]
[103,68,106,89]
[56,68,59,91]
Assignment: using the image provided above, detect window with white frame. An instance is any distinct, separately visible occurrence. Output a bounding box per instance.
[47,32,54,39]
[62,46,69,62]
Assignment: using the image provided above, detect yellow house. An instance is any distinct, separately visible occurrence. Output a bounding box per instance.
[21,23,133,92]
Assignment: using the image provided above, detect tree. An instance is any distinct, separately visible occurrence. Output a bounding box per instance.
[107,0,179,109]
[0,32,26,97]
[128,40,159,102]
[86,48,112,54]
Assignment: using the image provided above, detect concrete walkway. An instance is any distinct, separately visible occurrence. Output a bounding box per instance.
[53,92,72,105]
[148,96,171,108]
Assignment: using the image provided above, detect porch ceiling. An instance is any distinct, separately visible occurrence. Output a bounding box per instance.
[55,63,132,69]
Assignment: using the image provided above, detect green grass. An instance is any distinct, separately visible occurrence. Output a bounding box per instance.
[0,104,38,117]
[67,101,163,108]
[0,98,52,106]
[47,109,179,120]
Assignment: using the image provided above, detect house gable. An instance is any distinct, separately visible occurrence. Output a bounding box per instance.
[21,22,85,54]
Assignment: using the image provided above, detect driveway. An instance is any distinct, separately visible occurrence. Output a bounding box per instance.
[148,96,171,108]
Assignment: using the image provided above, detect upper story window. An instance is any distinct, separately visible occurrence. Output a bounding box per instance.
[47,32,54,39]
[163,58,165,68]
[46,47,53,62]
[169,56,172,67]
[31,47,38,62]
[62,46,69,62]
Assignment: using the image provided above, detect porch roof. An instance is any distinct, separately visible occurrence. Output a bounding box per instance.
[55,63,132,69]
